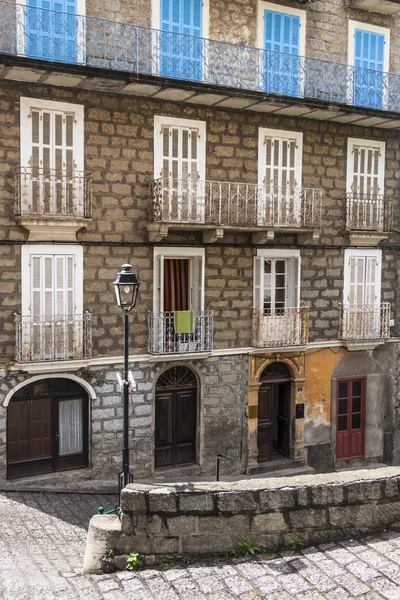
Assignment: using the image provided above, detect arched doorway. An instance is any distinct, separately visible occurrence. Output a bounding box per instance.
[155,366,197,469]
[258,362,291,462]
[7,378,89,479]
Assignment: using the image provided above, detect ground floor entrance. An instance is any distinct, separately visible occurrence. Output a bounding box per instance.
[336,377,365,461]
[257,362,291,462]
[7,378,88,479]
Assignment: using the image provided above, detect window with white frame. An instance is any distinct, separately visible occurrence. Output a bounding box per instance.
[20,98,84,216]
[153,247,204,313]
[343,249,381,307]
[347,138,385,196]
[348,21,389,110]
[258,128,303,226]
[254,249,301,312]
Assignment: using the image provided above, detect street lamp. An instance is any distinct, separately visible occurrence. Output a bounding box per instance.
[114,264,140,493]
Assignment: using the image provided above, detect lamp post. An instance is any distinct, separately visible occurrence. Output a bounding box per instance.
[114,264,140,492]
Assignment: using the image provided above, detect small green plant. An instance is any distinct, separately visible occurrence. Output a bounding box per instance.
[162,561,174,570]
[226,538,263,558]
[106,549,114,558]
[182,556,196,565]
[287,539,305,551]
[126,551,142,571]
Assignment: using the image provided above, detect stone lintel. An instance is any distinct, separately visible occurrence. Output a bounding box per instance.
[17,216,90,241]
[202,228,224,244]
[348,231,390,246]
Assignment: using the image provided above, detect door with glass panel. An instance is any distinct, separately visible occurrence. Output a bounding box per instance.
[258,131,302,227]
[24,106,77,216]
[160,0,202,81]
[264,9,300,97]
[30,254,75,361]
[336,377,365,461]
[160,123,204,222]
[26,0,78,63]
[344,254,381,339]
[56,395,88,470]
[353,29,384,110]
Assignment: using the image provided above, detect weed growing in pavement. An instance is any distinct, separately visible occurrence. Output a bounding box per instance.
[226,539,263,558]
[287,539,305,551]
[126,551,142,571]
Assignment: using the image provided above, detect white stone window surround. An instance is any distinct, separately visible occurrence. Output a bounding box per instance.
[153,247,205,313]
[151,0,210,39]
[21,244,84,317]
[254,248,301,309]
[346,137,385,195]
[343,248,382,306]
[348,20,390,72]
[258,127,303,187]
[20,97,84,171]
[153,115,206,180]
[257,1,307,54]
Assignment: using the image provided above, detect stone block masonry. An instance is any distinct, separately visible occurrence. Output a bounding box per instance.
[83,466,400,572]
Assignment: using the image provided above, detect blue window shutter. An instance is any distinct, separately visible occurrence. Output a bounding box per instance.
[264,10,300,55]
[161,0,171,31]
[354,29,384,72]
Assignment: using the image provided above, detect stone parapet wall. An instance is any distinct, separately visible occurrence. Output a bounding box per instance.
[83,467,400,572]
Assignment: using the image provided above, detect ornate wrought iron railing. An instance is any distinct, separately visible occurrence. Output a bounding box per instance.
[151,179,322,229]
[346,193,393,232]
[15,312,92,362]
[1,2,400,112]
[252,307,309,348]
[339,303,391,340]
[15,167,92,219]
[148,311,213,355]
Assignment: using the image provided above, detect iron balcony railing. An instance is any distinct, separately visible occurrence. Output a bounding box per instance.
[252,307,309,348]
[151,179,322,229]
[15,312,92,363]
[0,2,400,113]
[15,167,92,219]
[339,303,391,341]
[346,193,393,232]
[148,311,213,355]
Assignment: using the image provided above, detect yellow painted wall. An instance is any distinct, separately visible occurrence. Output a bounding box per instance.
[304,347,347,424]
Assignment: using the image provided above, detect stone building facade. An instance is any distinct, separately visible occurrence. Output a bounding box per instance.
[0,0,399,483]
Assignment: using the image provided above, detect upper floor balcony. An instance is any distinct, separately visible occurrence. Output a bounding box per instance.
[339,303,391,350]
[15,167,92,240]
[148,178,322,244]
[1,2,400,126]
[15,312,92,363]
[252,307,309,349]
[346,192,394,246]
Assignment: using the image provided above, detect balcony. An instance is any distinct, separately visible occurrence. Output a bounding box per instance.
[252,307,309,349]
[15,313,92,363]
[149,179,322,244]
[148,311,213,355]
[346,193,394,246]
[1,3,400,126]
[15,167,92,240]
[350,0,400,15]
[339,303,390,350]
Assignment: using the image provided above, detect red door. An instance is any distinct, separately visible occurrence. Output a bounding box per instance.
[277,382,290,457]
[258,383,274,461]
[336,377,365,461]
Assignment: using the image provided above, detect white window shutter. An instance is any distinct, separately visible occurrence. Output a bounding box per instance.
[348,256,365,305]
[365,256,378,305]
[350,143,383,195]
[44,256,54,318]
[56,256,66,317]
[67,256,74,314]
[294,256,301,307]
[253,256,262,309]
[158,254,164,313]
[191,255,204,311]
[31,256,42,316]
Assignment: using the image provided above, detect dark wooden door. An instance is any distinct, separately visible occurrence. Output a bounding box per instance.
[155,388,196,468]
[277,382,290,457]
[7,398,53,479]
[258,383,274,461]
[336,378,365,461]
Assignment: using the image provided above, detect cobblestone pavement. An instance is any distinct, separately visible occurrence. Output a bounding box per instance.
[2,492,400,599]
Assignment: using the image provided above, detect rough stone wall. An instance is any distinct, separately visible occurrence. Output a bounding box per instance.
[0,81,399,362]
[108,468,400,557]
[0,354,247,483]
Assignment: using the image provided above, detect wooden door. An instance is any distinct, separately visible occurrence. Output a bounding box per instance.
[277,382,290,457]
[7,398,53,479]
[155,387,197,468]
[336,378,365,461]
[258,383,274,461]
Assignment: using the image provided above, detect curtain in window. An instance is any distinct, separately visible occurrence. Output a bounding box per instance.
[164,259,189,311]
[58,398,83,455]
